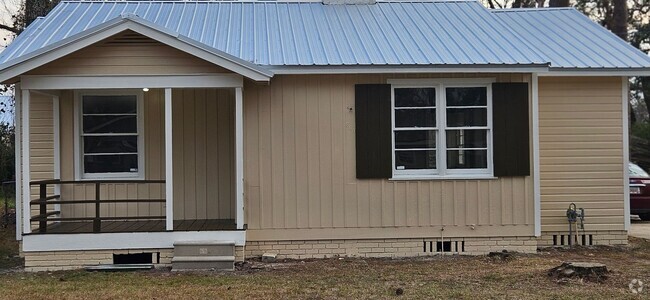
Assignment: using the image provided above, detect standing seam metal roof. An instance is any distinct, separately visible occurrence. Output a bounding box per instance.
[0,0,649,70]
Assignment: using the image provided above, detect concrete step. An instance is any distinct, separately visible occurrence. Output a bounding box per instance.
[171,256,235,271]
[173,241,235,257]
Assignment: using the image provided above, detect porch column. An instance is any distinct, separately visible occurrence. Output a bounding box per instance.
[14,85,22,240]
[165,88,174,231]
[235,87,244,229]
[21,89,31,234]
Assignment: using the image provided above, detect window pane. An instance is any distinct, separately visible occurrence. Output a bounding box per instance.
[446,129,487,148]
[446,108,487,127]
[394,88,436,107]
[84,136,138,154]
[395,109,436,128]
[83,95,137,114]
[84,154,138,174]
[447,150,488,169]
[395,130,436,149]
[395,150,436,170]
[446,87,487,106]
[83,115,137,134]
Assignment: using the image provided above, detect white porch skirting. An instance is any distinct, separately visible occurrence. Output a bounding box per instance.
[22,230,246,252]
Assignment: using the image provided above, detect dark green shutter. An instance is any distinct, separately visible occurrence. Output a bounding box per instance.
[355,84,392,179]
[492,82,530,177]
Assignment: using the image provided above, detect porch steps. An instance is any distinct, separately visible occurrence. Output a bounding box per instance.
[172,241,235,271]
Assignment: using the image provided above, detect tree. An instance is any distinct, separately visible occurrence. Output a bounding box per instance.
[0,0,59,36]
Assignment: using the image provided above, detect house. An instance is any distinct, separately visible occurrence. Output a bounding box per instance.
[1,0,649,271]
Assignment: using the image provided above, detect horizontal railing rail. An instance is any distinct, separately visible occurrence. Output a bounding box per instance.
[28,179,165,233]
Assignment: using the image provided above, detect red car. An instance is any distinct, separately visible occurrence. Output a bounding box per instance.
[630,162,650,221]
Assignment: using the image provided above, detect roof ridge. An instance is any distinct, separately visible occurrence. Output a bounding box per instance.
[59,0,480,3]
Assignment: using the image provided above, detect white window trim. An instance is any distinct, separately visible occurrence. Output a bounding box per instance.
[74,90,145,180]
[389,78,495,180]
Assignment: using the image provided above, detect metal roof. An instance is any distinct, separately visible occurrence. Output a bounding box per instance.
[492,7,650,70]
[0,0,649,72]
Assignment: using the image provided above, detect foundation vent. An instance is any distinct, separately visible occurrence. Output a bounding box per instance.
[423,239,465,254]
[552,234,593,246]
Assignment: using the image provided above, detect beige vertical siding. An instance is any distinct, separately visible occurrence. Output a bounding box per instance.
[28,93,55,223]
[538,77,625,232]
[244,74,535,241]
[52,89,234,220]
[172,89,235,220]
[26,31,230,76]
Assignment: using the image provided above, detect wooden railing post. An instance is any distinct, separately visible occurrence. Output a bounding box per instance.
[39,183,46,233]
[93,182,101,233]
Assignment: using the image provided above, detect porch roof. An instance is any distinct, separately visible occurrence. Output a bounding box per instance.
[0,12,274,83]
[1,1,649,76]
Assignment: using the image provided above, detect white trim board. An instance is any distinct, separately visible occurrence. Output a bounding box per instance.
[20,74,244,90]
[14,85,22,240]
[22,231,247,252]
[21,89,31,234]
[164,88,174,231]
[532,73,541,237]
[623,77,630,230]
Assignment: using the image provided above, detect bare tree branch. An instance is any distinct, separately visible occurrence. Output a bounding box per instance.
[0,23,19,34]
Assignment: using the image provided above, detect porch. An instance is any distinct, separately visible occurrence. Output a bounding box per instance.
[17,74,246,236]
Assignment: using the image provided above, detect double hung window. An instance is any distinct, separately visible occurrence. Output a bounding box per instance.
[391,80,492,178]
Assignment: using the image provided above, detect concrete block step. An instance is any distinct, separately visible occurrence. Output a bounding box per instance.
[173,241,235,257]
[172,256,235,271]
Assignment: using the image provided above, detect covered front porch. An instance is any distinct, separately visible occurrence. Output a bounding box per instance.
[17,74,246,236]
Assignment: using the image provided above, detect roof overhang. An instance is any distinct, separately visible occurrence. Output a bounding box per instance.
[268,64,551,75]
[0,13,274,84]
[540,68,650,77]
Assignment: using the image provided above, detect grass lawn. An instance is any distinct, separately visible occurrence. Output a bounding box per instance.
[1,226,649,299]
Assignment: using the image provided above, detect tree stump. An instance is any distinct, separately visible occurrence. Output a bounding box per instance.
[548,262,608,282]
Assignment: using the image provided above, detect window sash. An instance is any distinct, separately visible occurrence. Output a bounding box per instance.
[391,82,493,178]
[76,91,144,179]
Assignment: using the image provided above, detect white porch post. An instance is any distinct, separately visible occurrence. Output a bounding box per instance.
[165,88,174,231]
[235,87,244,229]
[21,88,31,234]
[14,85,22,240]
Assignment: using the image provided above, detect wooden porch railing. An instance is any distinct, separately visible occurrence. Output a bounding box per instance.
[29,179,165,233]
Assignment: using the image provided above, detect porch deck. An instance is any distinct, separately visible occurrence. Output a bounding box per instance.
[38,219,236,234]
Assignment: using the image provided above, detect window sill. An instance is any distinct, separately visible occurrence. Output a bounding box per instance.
[389,175,497,181]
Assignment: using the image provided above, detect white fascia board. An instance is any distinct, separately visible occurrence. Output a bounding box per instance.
[21,74,243,90]
[269,65,550,74]
[22,231,247,252]
[540,69,650,76]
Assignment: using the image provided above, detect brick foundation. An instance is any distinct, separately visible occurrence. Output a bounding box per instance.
[23,246,246,272]
[244,236,538,259]
[22,230,629,271]
[537,230,628,247]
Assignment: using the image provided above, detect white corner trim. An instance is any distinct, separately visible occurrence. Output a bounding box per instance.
[21,88,31,235]
[14,85,22,240]
[22,230,247,252]
[235,87,244,230]
[532,73,541,237]
[21,74,244,90]
[623,77,630,230]
[164,88,174,231]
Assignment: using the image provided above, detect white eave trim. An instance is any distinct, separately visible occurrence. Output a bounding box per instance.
[20,74,243,90]
[268,65,551,74]
[0,14,272,83]
[540,69,650,76]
